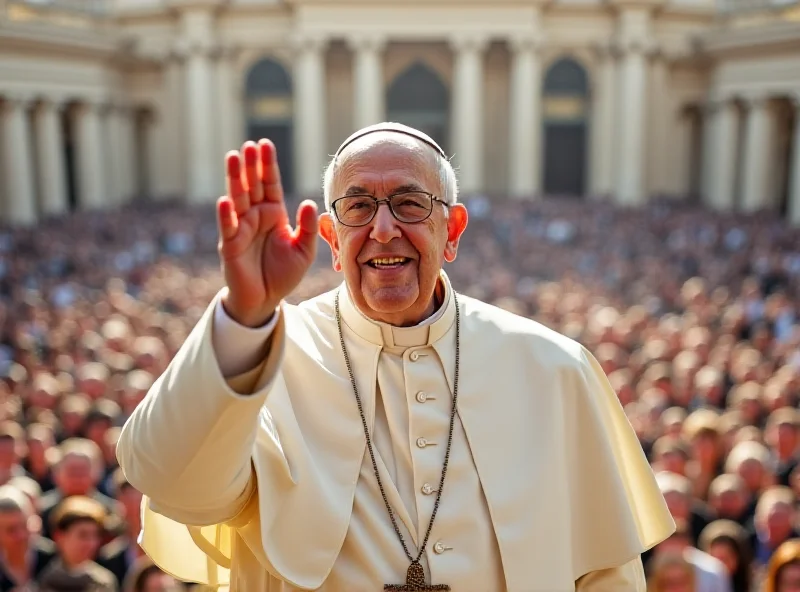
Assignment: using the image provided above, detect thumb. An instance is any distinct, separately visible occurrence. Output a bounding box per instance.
[292,200,319,259]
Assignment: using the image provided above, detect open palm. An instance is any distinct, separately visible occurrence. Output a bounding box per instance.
[217,140,318,328]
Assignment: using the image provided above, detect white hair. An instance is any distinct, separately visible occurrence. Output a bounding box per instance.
[0,484,33,516]
[321,136,459,211]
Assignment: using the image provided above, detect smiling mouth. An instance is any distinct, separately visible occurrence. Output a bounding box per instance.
[366,257,412,269]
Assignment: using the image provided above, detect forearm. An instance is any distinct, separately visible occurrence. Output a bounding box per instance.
[117,291,285,524]
[575,556,646,592]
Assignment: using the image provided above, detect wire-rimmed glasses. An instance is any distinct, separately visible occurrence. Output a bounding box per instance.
[331,192,447,227]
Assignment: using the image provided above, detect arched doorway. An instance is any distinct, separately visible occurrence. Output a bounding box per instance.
[542,58,590,196]
[387,62,450,153]
[245,58,294,194]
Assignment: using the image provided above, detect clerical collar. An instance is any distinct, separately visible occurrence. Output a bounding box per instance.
[338,271,457,349]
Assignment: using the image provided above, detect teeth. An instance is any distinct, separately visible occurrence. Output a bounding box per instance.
[371,257,407,265]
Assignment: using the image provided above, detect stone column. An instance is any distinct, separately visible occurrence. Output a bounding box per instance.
[646,51,670,195]
[700,101,717,203]
[349,35,386,130]
[33,98,69,217]
[508,34,543,198]
[708,99,738,211]
[1,95,37,225]
[590,44,617,197]
[787,96,800,226]
[293,34,328,197]
[155,52,186,198]
[741,95,772,212]
[184,45,217,202]
[104,104,123,207]
[117,105,139,204]
[216,46,244,154]
[74,100,106,210]
[615,39,649,206]
[451,35,488,195]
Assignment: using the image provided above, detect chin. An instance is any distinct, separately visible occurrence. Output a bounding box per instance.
[363,284,420,314]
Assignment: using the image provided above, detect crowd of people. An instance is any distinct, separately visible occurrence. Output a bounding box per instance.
[0,195,798,591]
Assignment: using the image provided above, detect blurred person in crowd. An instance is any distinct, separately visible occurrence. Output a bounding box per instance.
[652,520,731,592]
[0,485,55,590]
[751,486,799,568]
[117,126,675,590]
[657,471,716,545]
[38,439,120,540]
[698,520,753,592]
[725,440,775,501]
[37,496,117,592]
[647,552,697,592]
[122,558,185,592]
[24,424,56,493]
[762,539,800,592]
[683,410,724,500]
[0,424,25,487]
[56,397,90,444]
[707,474,752,527]
[98,469,145,586]
[765,407,800,486]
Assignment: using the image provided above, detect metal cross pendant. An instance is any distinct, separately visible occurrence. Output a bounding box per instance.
[384,562,450,591]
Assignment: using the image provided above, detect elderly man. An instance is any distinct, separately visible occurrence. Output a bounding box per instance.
[117,123,674,591]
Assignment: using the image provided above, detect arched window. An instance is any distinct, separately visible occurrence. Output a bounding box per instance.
[245,58,294,194]
[542,58,591,197]
[387,62,450,153]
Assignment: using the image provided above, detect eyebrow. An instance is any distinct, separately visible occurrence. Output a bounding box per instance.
[342,183,426,196]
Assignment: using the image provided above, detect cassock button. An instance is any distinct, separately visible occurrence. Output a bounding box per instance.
[421,483,436,495]
[433,541,452,554]
[410,352,420,362]
[416,437,428,448]
[416,391,428,403]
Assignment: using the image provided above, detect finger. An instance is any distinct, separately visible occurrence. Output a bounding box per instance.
[291,200,319,259]
[226,152,248,215]
[259,139,284,204]
[243,142,263,204]
[217,196,239,242]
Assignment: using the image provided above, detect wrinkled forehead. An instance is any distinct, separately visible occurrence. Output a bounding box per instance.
[332,133,441,195]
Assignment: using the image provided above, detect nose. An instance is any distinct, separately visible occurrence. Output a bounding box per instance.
[369,202,402,243]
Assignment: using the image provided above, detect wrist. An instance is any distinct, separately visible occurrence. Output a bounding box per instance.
[221,294,278,328]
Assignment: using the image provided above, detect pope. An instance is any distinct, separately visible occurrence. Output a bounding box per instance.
[116,123,675,591]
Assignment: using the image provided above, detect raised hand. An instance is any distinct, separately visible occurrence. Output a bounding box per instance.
[217,140,318,327]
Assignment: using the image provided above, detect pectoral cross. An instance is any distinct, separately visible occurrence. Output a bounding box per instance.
[384,562,450,591]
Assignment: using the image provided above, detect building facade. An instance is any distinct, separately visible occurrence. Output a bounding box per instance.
[0,0,799,226]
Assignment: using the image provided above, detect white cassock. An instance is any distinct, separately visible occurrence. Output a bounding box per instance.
[117,271,674,591]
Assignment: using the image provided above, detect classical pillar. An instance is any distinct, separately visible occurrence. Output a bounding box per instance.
[508,34,543,198]
[590,44,617,197]
[349,35,386,130]
[74,101,106,210]
[708,99,738,211]
[451,35,488,195]
[646,51,670,195]
[212,46,243,195]
[1,95,37,225]
[184,45,217,202]
[700,101,717,203]
[104,104,123,207]
[740,95,772,212]
[787,97,800,226]
[293,34,328,197]
[215,46,244,154]
[158,52,186,198]
[615,39,649,206]
[33,98,68,217]
[117,105,139,204]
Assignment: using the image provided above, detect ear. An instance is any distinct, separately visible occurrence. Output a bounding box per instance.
[443,204,468,263]
[318,212,342,272]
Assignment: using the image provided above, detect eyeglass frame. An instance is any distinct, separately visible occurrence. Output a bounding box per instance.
[330,191,450,227]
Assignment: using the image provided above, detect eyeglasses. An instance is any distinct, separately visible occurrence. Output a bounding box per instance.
[331,191,447,227]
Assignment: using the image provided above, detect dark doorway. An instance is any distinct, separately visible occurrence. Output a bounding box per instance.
[62,105,78,211]
[542,58,590,197]
[387,62,450,154]
[245,58,294,195]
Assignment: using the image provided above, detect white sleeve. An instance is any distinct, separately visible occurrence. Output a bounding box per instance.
[212,298,280,377]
